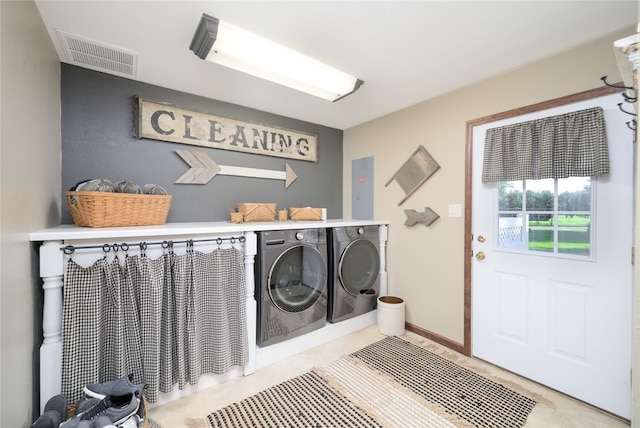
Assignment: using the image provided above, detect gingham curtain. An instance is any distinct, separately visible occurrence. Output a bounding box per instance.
[61,246,248,403]
[481,107,609,183]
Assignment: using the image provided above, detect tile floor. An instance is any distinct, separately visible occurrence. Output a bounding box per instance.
[147,326,630,427]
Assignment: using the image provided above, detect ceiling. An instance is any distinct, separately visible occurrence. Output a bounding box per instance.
[34,1,638,130]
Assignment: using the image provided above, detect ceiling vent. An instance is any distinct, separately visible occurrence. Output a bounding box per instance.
[57,29,138,78]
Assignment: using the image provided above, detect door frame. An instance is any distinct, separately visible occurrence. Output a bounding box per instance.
[462,85,622,356]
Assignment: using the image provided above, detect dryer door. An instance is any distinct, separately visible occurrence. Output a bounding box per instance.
[269,244,327,312]
[339,239,380,295]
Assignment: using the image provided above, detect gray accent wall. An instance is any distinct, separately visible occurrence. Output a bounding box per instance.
[61,64,343,224]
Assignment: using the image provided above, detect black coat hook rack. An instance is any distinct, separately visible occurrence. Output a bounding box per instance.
[601,76,637,136]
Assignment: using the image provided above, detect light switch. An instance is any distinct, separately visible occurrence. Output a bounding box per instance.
[448,204,462,217]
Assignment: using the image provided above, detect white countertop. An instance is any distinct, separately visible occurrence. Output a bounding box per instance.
[30,219,388,241]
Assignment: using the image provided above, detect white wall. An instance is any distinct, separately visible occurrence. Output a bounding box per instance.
[1,1,61,426]
[343,28,635,344]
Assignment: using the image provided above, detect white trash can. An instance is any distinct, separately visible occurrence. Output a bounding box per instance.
[377,296,405,336]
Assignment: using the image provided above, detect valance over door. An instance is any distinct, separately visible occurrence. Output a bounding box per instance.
[481,107,609,183]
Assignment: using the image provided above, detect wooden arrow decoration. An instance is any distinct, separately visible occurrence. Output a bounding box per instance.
[174,150,298,188]
[404,207,440,227]
[174,150,220,184]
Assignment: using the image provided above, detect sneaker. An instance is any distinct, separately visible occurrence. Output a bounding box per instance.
[59,393,139,428]
[74,397,100,416]
[93,415,117,428]
[83,375,144,399]
[32,394,68,428]
[119,415,140,428]
[31,412,60,428]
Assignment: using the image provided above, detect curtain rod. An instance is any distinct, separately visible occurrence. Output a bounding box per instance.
[61,235,246,255]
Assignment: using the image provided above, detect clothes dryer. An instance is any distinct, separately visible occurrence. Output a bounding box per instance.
[327,225,381,323]
[256,228,328,347]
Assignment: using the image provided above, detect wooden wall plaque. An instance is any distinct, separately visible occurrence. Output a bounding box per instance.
[385,145,440,205]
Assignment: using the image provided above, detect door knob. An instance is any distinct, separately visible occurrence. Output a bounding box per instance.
[475,251,486,261]
[477,235,486,243]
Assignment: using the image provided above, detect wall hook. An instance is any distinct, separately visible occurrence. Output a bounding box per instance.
[601,75,634,90]
[618,103,637,117]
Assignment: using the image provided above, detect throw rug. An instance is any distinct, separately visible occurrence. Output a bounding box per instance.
[186,336,538,427]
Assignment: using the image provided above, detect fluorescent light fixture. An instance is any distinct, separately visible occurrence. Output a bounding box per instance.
[190,14,363,102]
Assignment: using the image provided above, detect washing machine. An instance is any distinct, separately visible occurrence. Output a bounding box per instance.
[327,225,381,323]
[256,228,328,347]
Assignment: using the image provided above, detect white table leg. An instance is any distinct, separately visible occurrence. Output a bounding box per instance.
[39,241,64,413]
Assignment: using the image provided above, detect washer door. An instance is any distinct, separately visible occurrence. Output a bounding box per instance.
[269,245,327,312]
[339,239,380,295]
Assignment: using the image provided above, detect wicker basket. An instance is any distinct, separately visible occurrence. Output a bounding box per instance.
[237,203,276,222]
[229,212,244,223]
[289,207,322,221]
[66,191,172,227]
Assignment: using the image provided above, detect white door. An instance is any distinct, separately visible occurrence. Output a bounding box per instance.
[471,93,633,419]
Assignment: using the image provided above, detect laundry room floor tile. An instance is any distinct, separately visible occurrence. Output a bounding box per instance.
[147,326,629,427]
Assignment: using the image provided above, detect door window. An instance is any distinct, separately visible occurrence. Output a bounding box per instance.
[497,177,593,258]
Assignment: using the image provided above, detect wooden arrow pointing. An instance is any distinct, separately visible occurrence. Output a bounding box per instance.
[404,207,440,227]
[174,150,220,184]
[175,150,298,188]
